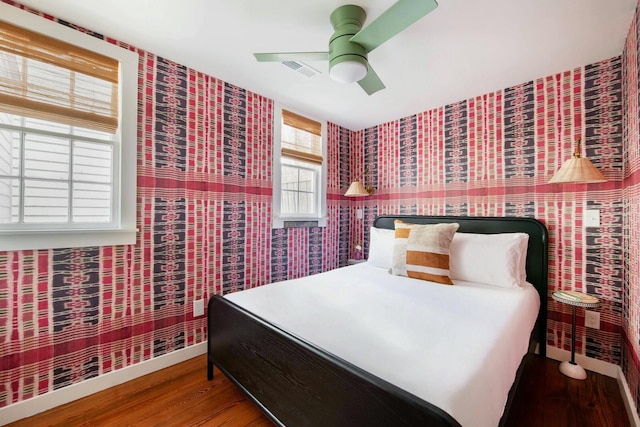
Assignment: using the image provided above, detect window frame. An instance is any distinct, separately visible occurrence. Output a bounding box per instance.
[272,104,327,228]
[0,3,138,251]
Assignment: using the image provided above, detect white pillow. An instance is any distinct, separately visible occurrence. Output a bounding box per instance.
[449,232,529,288]
[367,227,395,269]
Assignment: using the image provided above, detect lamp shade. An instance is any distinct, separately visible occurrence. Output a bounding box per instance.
[344,180,369,197]
[549,137,607,184]
[549,157,607,183]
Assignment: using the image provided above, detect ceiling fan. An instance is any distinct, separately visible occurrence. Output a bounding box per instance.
[254,0,439,95]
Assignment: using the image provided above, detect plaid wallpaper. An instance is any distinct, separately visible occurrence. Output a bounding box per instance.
[623,1,640,415]
[0,1,351,408]
[0,0,638,418]
[349,41,640,415]
[350,60,625,364]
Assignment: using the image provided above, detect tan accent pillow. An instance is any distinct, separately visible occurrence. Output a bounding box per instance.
[392,220,459,285]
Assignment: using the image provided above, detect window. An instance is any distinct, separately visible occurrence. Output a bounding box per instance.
[273,107,327,227]
[0,115,113,224]
[0,3,138,251]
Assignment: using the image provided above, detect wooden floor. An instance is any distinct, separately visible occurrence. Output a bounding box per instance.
[503,354,629,427]
[8,353,629,427]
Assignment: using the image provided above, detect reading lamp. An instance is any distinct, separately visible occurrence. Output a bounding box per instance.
[345,169,374,197]
[549,136,606,380]
[549,137,607,184]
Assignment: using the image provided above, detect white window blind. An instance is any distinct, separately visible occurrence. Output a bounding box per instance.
[0,115,114,225]
[280,164,316,215]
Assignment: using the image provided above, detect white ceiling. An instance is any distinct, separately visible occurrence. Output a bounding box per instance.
[17,0,637,131]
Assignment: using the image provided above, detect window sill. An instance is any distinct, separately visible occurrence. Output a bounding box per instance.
[272,217,328,229]
[0,228,138,251]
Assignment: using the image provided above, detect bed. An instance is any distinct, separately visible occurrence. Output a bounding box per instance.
[207,215,548,426]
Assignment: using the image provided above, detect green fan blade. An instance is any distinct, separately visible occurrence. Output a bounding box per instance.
[350,0,438,52]
[358,65,385,95]
[254,52,328,62]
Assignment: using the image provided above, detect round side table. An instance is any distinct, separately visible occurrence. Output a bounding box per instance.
[551,290,600,380]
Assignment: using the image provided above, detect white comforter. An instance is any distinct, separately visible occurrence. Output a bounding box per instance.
[225,262,540,427]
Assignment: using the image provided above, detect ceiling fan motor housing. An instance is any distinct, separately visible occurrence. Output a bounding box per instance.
[329,5,368,83]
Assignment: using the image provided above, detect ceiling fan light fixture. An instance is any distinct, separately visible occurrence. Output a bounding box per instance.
[254,1,439,94]
[329,55,368,84]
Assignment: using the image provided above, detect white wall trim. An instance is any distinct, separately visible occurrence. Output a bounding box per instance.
[545,345,619,378]
[0,342,207,426]
[617,366,640,427]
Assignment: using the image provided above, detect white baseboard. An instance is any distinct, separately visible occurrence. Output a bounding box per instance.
[0,342,207,426]
[3,342,637,426]
[545,345,619,378]
[544,345,640,426]
[617,366,640,427]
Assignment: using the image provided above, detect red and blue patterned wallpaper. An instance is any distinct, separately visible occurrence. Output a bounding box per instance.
[623,1,640,414]
[348,57,625,368]
[0,0,639,418]
[347,38,638,413]
[0,1,352,408]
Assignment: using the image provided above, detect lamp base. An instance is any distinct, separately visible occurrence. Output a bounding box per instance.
[559,361,587,380]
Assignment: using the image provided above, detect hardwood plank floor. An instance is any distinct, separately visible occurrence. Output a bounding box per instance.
[504,354,629,427]
[7,353,629,426]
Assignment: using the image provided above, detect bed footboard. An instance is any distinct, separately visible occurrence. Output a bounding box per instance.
[207,295,461,427]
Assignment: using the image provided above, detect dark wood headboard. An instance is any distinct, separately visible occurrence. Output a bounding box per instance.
[373,215,548,357]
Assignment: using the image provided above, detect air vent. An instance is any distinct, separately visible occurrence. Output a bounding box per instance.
[284,220,319,228]
[281,61,320,78]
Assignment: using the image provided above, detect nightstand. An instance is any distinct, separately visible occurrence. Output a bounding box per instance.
[347,258,366,265]
[551,290,600,380]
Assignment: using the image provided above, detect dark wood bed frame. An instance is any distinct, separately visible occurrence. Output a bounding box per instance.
[207,215,548,426]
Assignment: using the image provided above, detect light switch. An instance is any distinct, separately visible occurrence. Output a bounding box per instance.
[585,209,600,227]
